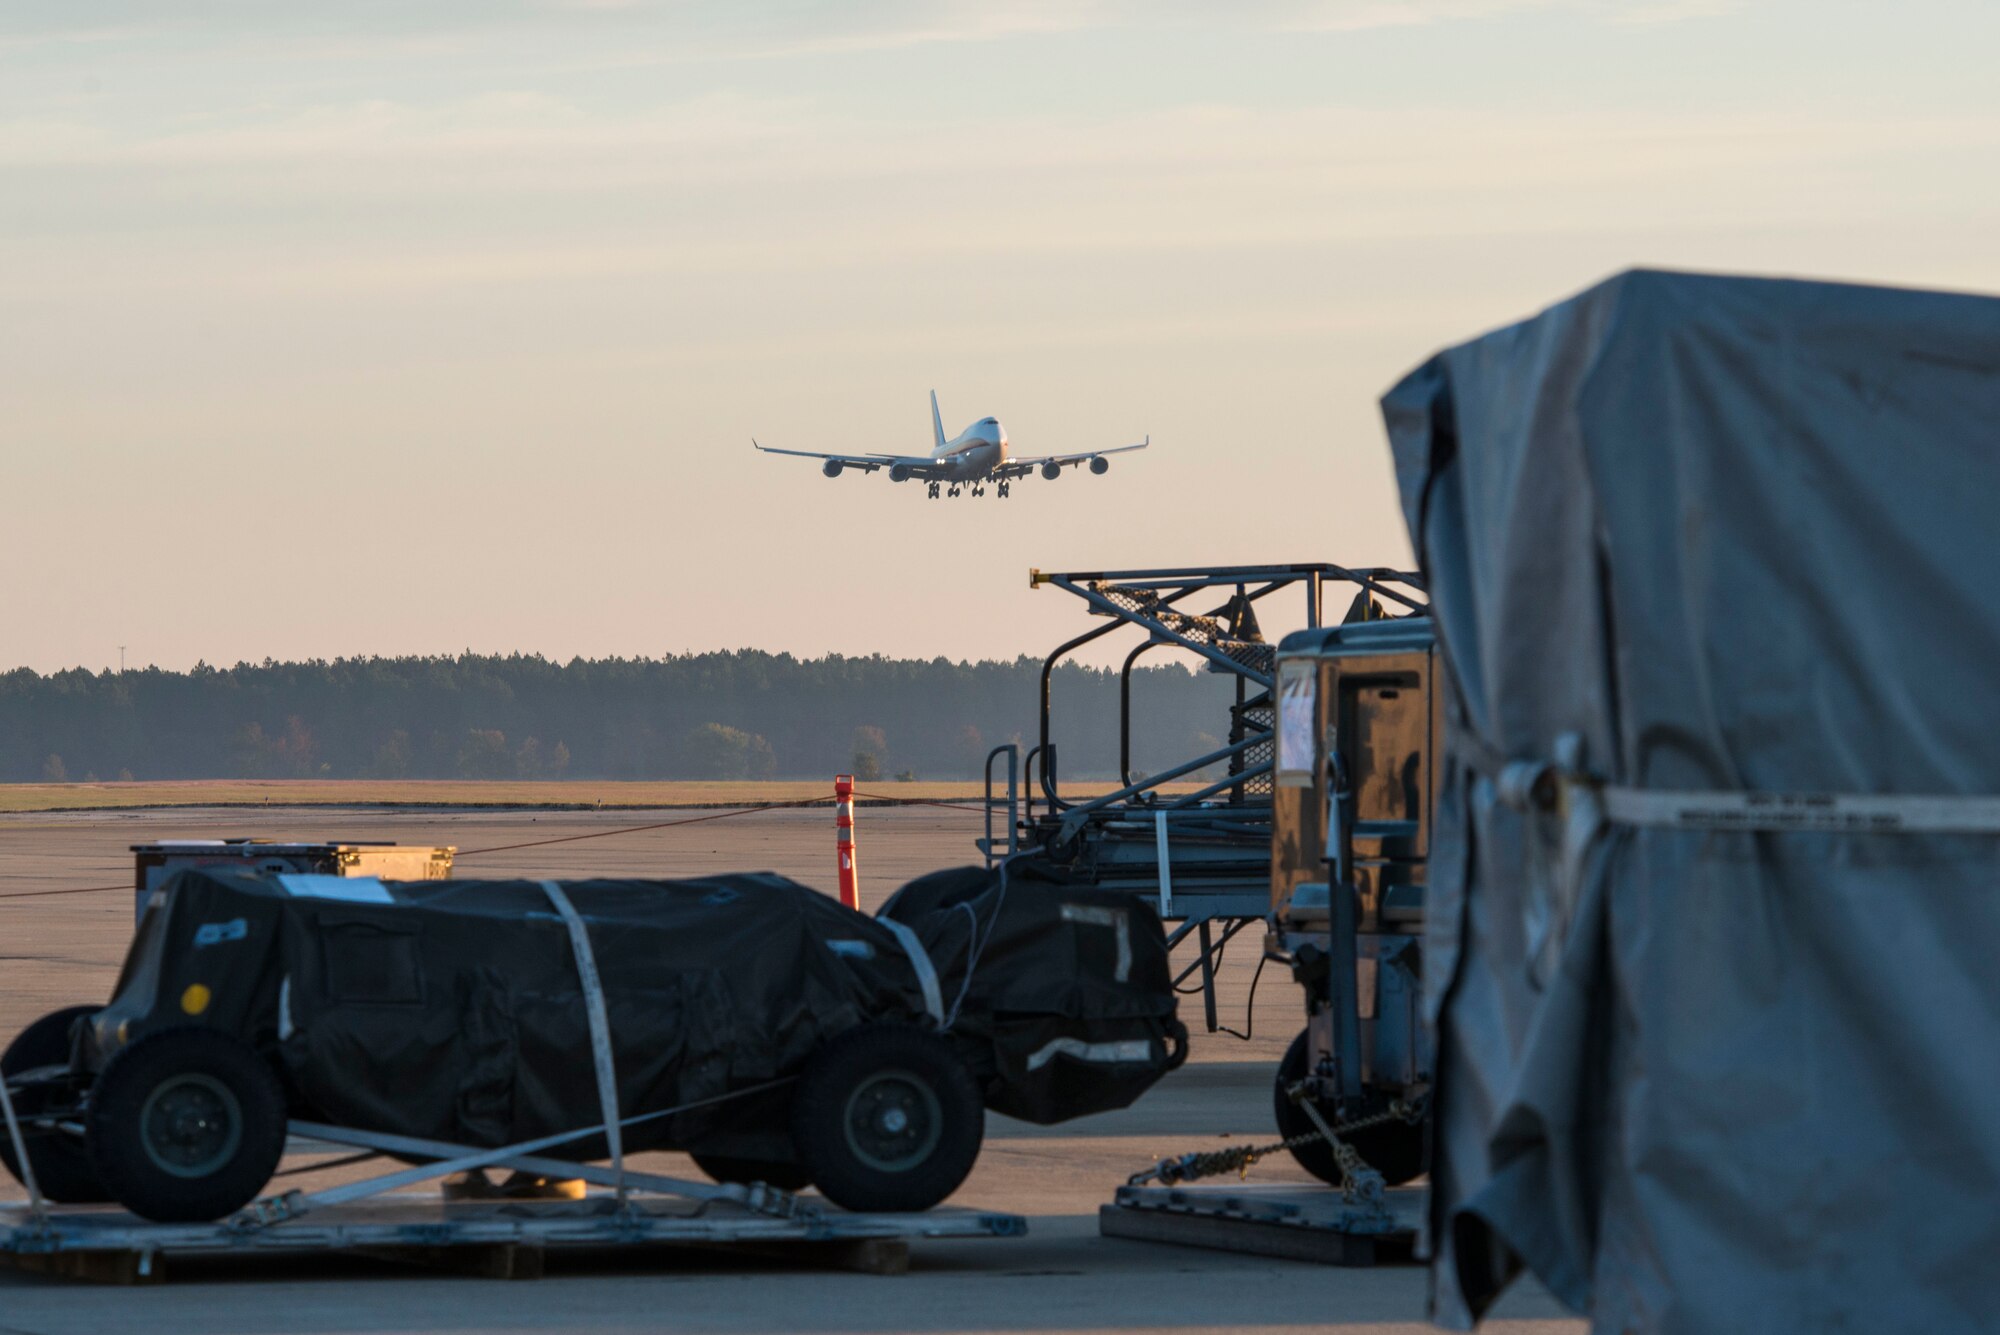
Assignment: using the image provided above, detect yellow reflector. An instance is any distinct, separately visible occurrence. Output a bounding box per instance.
[180,984,212,1016]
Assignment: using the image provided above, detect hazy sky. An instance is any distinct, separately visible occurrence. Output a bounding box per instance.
[6,1,1997,673]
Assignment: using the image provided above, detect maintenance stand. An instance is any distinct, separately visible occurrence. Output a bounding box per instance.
[980,562,1425,1034]
[1090,590,1441,1268]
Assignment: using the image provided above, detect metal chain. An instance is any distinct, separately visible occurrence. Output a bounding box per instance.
[1289,1085,1387,1204]
[1126,1090,1421,1189]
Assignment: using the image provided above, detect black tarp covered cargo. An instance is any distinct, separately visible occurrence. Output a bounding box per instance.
[883,863,1186,1124]
[84,863,1183,1160]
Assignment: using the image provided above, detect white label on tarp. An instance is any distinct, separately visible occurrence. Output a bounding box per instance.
[1277,660,1318,785]
[275,874,395,905]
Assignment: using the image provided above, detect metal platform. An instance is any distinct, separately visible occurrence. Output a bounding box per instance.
[0,1193,1025,1283]
[1099,1182,1420,1267]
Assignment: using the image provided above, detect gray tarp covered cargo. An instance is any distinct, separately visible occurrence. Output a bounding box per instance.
[1381,269,2000,1331]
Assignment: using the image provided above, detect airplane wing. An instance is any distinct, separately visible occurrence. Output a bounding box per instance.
[752,441,942,475]
[1001,436,1150,479]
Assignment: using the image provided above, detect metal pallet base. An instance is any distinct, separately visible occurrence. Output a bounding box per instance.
[1099,1183,1420,1267]
[0,1195,1026,1285]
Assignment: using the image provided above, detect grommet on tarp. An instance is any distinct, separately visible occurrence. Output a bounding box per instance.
[834,774,860,910]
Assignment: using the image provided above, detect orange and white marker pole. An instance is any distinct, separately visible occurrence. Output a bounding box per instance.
[834,774,860,910]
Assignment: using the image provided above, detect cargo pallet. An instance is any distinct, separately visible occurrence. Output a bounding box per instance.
[0,1192,1024,1285]
[1098,1182,1420,1267]
[2,1079,1026,1285]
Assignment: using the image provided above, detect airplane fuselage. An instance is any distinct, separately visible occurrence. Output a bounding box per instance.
[932,417,1009,481]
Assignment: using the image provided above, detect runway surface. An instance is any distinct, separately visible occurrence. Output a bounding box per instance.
[0,806,1581,1334]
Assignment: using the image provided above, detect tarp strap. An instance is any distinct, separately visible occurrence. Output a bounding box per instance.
[0,1068,47,1227]
[878,916,945,1029]
[538,880,625,1203]
[1496,743,2000,836]
[227,1078,812,1231]
[1599,787,2000,834]
[1496,748,2000,967]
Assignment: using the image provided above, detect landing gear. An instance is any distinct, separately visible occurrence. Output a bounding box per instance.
[997,481,1010,499]
[927,481,940,499]
[947,484,962,498]
[970,483,985,498]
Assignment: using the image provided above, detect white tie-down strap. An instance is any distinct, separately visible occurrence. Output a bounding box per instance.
[1025,1036,1154,1072]
[1600,787,2000,834]
[0,1058,46,1223]
[877,916,945,1029]
[539,881,625,1200]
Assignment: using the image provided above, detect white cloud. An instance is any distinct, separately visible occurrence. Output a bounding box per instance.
[0,0,1738,67]
[1601,0,1737,23]
[5,92,1994,312]
[1241,0,1734,31]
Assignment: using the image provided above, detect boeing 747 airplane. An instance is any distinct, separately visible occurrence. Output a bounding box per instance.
[754,392,1148,498]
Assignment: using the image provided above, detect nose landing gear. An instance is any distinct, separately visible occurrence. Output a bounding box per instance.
[947,484,962,498]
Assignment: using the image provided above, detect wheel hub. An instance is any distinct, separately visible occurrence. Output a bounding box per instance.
[843,1069,941,1174]
[139,1073,242,1179]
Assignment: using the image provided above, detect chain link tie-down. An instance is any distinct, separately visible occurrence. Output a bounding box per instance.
[1127,1087,1422,1195]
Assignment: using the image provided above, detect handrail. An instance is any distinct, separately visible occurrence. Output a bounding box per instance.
[1036,584,1203,812]
[1057,734,1267,843]
[981,744,1019,868]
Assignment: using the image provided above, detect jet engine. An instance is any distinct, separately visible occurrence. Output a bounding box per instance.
[1041,462,1061,481]
[889,464,911,482]
[1089,456,1110,475]
[822,460,844,478]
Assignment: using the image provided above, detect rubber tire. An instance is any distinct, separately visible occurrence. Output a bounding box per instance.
[0,1005,111,1204]
[87,1028,288,1223]
[790,1023,983,1213]
[689,1152,814,1193]
[1274,1028,1427,1187]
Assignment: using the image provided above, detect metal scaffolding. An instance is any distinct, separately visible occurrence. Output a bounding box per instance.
[981,563,1425,1031]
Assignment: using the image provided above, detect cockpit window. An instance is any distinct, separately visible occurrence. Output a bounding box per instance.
[980,417,998,425]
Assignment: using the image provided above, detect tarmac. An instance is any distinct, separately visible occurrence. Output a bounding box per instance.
[0,805,1584,1334]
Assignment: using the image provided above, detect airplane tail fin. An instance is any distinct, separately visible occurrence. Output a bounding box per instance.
[930,389,947,454]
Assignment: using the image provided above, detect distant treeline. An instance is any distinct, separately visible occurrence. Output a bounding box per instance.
[0,652,1240,783]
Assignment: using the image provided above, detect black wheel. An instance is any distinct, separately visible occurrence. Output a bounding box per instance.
[1274,1028,1427,1187]
[689,1152,814,1193]
[791,1023,983,1213]
[87,1028,287,1223]
[0,1005,111,1204]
